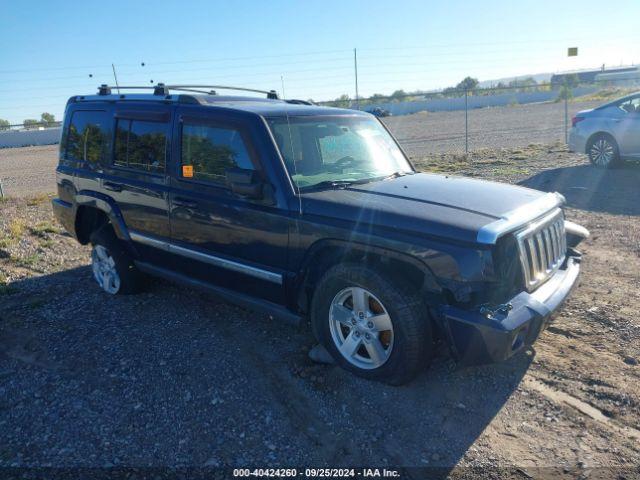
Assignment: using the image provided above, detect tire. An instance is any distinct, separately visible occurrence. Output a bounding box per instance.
[89,224,144,295]
[587,134,620,169]
[310,263,433,385]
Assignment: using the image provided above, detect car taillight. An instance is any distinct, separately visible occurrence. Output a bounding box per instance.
[571,116,585,127]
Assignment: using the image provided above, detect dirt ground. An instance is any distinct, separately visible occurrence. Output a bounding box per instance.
[1,139,639,477]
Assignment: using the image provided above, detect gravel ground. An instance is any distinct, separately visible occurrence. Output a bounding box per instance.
[1,141,639,478]
[0,145,58,198]
[0,99,599,198]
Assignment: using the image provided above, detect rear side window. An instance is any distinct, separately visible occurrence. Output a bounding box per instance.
[181,123,254,184]
[65,110,110,164]
[114,119,167,172]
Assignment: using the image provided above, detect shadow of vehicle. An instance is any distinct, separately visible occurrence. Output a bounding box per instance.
[0,266,532,476]
[518,162,640,216]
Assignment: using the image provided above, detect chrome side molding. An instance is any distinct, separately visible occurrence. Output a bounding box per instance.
[476,192,565,245]
[129,231,283,284]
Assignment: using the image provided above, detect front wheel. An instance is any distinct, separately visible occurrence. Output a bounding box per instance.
[587,134,620,168]
[311,263,433,385]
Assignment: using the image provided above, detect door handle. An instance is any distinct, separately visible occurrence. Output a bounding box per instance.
[173,198,198,208]
[103,181,123,192]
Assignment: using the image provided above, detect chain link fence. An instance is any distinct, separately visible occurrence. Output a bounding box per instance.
[318,76,640,159]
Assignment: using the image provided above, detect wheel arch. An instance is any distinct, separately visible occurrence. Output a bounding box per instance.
[295,239,443,315]
[585,131,618,154]
[74,191,130,244]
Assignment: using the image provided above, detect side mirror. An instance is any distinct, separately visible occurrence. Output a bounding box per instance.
[226,167,263,199]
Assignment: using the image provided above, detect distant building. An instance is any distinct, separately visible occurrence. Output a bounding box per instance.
[551,66,638,85]
[594,69,640,87]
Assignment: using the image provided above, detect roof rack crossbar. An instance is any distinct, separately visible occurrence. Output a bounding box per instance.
[96,83,279,99]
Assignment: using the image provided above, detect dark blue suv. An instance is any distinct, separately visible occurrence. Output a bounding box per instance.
[52,84,589,384]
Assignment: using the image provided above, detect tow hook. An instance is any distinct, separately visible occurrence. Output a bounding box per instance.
[479,303,513,320]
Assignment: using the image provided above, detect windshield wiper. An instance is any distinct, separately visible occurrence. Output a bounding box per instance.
[382,171,411,180]
[300,180,355,191]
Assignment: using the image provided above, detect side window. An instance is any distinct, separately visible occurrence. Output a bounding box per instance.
[619,97,640,114]
[181,124,254,184]
[114,118,167,172]
[65,110,109,164]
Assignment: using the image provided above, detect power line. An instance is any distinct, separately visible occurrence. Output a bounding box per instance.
[0,48,352,76]
[1,33,636,77]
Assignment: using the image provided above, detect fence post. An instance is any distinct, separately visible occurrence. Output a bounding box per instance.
[464,89,469,156]
[0,179,4,199]
[564,93,569,145]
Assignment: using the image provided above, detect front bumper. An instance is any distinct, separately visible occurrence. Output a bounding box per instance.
[440,256,581,366]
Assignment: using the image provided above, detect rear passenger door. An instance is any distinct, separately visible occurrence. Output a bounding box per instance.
[167,109,290,305]
[101,106,173,264]
[615,96,640,157]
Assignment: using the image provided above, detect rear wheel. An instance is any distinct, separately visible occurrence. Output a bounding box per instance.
[587,134,620,168]
[89,225,144,295]
[311,263,433,385]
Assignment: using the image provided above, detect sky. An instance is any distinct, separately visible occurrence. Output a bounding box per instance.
[1,0,639,124]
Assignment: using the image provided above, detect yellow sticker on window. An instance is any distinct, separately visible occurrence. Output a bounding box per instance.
[182,165,194,178]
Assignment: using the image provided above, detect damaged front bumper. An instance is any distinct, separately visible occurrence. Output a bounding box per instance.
[440,255,581,366]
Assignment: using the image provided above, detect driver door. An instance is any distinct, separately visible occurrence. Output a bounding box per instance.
[167,109,290,304]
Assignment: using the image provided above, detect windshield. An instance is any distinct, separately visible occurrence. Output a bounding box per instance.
[267,115,413,189]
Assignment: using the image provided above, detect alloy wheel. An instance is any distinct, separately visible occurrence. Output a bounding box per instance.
[590,138,615,167]
[329,286,394,369]
[91,245,121,294]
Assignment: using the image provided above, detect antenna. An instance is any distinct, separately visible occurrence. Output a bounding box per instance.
[111,64,120,94]
[354,48,360,110]
[281,75,286,100]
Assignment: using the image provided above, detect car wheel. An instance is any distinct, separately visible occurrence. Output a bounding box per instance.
[89,225,144,295]
[587,134,620,168]
[311,263,433,385]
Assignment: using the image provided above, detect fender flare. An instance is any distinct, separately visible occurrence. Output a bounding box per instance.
[296,238,443,295]
[74,191,131,241]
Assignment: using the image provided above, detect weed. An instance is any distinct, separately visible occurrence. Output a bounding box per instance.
[8,219,26,240]
[11,253,40,269]
[30,221,60,237]
[25,193,50,206]
[39,239,54,249]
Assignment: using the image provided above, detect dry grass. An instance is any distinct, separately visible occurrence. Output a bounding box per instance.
[575,87,637,103]
[7,218,27,240]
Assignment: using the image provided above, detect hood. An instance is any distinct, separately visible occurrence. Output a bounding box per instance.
[300,173,557,245]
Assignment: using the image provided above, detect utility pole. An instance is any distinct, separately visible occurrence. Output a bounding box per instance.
[111,64,120,94]
[564,94,569,144]
[354,48,360,110]
[281,75,286,100]
[464,89,469,156]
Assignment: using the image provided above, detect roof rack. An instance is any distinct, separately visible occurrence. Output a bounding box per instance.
[97,83,279,99]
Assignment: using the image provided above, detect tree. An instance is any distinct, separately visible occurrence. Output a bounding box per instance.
[334,94,351,108]
[23,119,40,130]
[0,119,9,131]
[558,73,580,100]
[456,76,479,91]
[40,112,56,126]
[390,89,407,101]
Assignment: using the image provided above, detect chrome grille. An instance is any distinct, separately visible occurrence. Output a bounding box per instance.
[516,209,566,291]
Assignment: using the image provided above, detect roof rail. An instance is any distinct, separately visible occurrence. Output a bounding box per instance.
[96,83,279,99]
